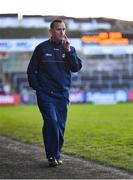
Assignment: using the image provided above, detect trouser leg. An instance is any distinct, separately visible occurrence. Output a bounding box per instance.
[38,102,60,159]
[56,101,68,154]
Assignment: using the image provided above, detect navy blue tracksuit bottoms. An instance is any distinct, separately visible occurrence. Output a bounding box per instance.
[36,90,68,160]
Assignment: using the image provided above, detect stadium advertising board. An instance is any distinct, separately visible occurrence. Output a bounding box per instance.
[0,94,20,105]
[81,32,128,45]
[0,90,132,105]
[69,92,84,103]
[69,90,130,104]
[128,90,133,101]
[1,39,133,55]
[0,39,81,52]
[85,90,128,104]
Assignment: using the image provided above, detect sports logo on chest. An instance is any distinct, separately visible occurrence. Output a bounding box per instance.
[62,53,66,58]
[53,48,59,51]
[53,48,66,59]
[45,53,52,57]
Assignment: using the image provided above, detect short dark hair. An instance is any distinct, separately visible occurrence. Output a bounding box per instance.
[50,19,64,29]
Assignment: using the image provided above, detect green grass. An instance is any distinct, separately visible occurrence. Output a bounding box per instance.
[0,103,133,171]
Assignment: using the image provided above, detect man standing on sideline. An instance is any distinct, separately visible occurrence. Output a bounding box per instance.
[27,19,82,167]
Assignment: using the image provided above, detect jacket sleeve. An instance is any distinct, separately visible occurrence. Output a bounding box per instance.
[66,46,82,72]
[27,46,41,91]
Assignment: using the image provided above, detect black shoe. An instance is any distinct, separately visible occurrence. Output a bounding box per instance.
[48,157,58,167]
[57,159,63,165]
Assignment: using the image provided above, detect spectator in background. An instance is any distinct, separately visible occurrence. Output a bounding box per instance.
[27,19,82,167]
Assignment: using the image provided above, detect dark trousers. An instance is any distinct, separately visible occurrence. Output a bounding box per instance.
[36,90,68,160]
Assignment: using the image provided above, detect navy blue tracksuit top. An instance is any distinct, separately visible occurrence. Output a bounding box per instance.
[27,40,82,100]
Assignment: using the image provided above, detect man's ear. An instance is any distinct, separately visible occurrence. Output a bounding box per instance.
[49,29,52,35]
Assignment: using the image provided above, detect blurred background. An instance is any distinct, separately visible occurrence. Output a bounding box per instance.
[0,0,133,105]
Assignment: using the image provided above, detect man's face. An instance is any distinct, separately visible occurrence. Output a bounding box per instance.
[50,22,66,42]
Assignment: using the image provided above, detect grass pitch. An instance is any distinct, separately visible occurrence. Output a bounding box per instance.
[0,103,133,171]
